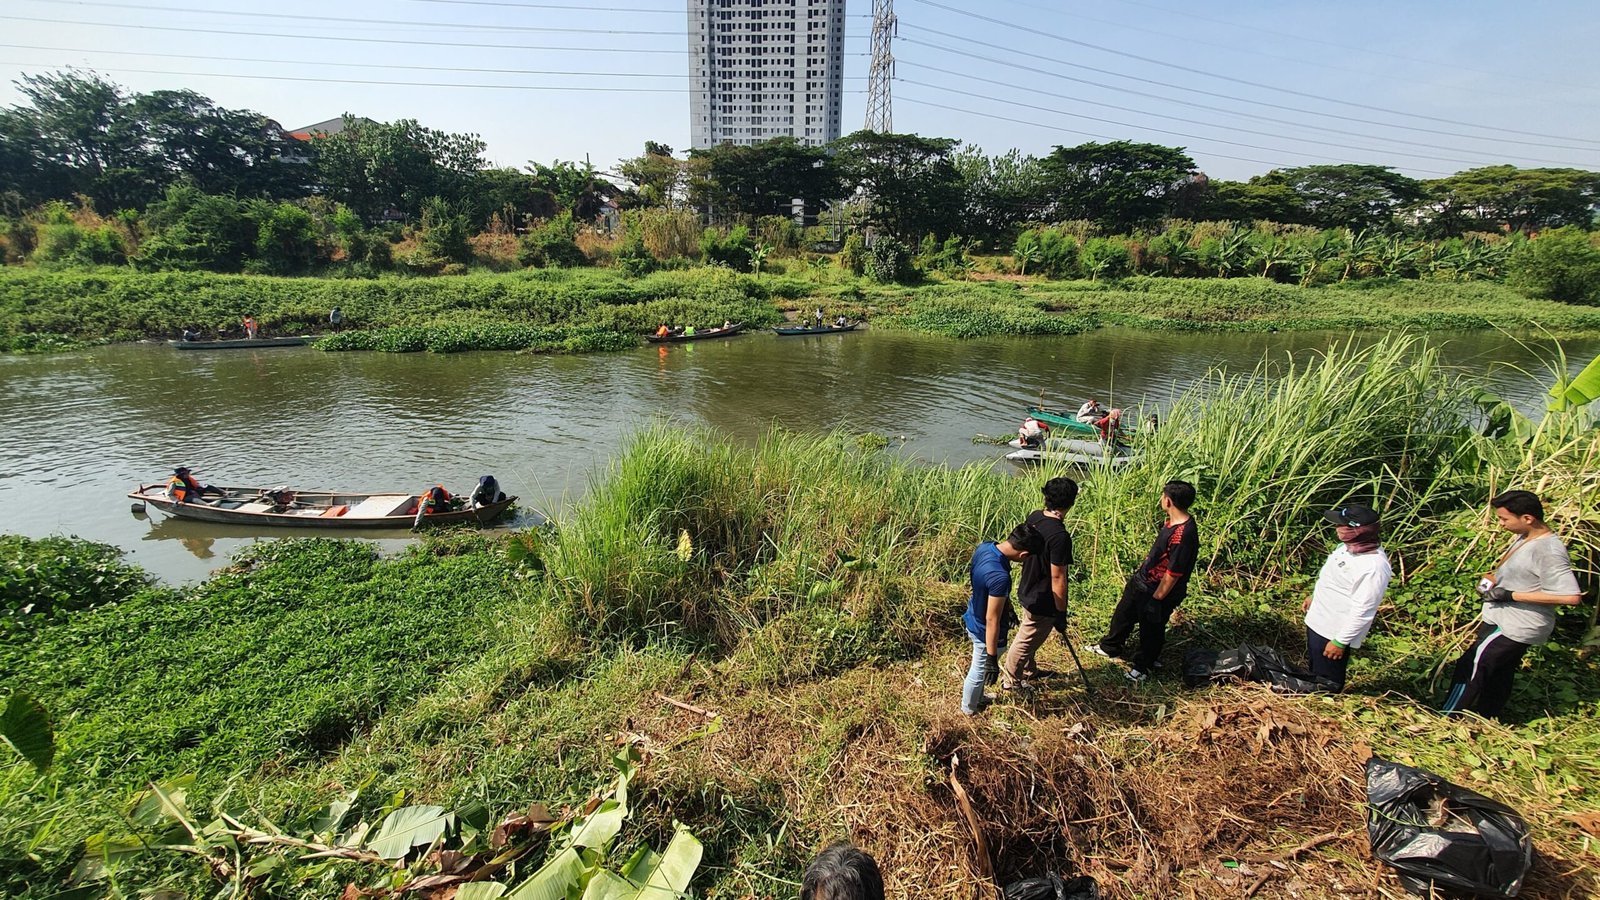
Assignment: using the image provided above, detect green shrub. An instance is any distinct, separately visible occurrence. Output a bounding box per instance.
[1,535,148,626]
[417,197,472,266]
[865,236,914,284]
[839,232,866,275]
[1081,237,1133,280]
[1013,226,1080,278]
[518,212,588,268]
[1507,227,1600,304]
[249,201,321,276]
[615,233,658,277]
[699,225,753,271]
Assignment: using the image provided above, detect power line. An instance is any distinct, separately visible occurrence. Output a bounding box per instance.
[893,59,1589,169]
[398,0,681,11]
[898,27,1600,157]
[903,0,1600,147]
[895,76,1455,176]
[23,0,682,36]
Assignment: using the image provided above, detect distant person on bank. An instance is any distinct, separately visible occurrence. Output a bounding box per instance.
[1087,480,1199,682]
[1302,503,1393,691]
[1442,490,1582,719]
[800,844,884,900]
[329,306,343,331]
[961,522,1038,715]
[1004,477,1079,689]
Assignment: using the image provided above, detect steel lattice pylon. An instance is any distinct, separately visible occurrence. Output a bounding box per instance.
[865,0,896,133]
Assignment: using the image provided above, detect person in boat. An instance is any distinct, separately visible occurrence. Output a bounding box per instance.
[814,307,825,326]
[1143,412,1161,434]
[167,466,223,503]
[1017,415,1051,450]
[470,475,506,509]
[181,326,200,342]
[1076,398,1106,424]
[243,315,258,339]
[834,314,848,327]
[1092,408,1123,442]
[721,319,733,330]
[656,323,671,337]
[684,324,697,337]
[413,484,453,529]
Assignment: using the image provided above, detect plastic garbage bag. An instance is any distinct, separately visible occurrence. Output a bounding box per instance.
[1183,648,1219,688]
[1365,757,1532,898]
[1249,646,1339,694]
[1002,873,1100,900]
[1208,645,1257,682]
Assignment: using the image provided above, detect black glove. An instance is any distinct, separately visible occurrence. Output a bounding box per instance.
[983,653,1000,686]
[1053,614,1070,638]
[1477,583,1514,603]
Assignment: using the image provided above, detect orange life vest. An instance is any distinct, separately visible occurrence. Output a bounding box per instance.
[168,474,202,503]
[420,484,451,514]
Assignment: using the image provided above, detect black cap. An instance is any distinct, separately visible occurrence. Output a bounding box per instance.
[1323,504,1380,527]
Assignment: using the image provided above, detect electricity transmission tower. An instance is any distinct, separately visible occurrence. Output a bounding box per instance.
[865,0,896,133]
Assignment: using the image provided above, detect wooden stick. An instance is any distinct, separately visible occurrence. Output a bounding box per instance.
[948,754,999,899]
[656,693,718,719]
[1243,831,1345,897]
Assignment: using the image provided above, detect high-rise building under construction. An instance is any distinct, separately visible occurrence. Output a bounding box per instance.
[687,0,847,149]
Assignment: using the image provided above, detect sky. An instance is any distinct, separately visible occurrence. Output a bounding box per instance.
[2,0,1598,181]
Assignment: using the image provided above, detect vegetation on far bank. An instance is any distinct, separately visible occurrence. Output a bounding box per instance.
[5,266,1600,354]
[3,338,1597,898]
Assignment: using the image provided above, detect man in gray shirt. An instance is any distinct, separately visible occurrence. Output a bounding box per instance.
[1442,490,1583,719]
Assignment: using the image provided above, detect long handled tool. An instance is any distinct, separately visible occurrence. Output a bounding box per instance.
[1056,616,1096,701]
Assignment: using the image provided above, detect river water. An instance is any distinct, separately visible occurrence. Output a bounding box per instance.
[3,328,1595,583]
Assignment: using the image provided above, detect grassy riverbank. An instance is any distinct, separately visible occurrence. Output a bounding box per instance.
[2,339,1598,899]
[4,268,1600,353]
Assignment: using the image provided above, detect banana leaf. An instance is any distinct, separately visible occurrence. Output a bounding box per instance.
[1550,352,1600,409]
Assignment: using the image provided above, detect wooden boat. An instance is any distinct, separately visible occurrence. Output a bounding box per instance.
[646,322,745,343]
[127,484,516,529]
[1005,437,1138,467]
[773,322,858,336]
[1025,405,1141,443]
[170,336,308,350]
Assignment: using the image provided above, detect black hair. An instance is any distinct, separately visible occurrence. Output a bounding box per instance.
[1005,521,1043,555]
[800,844,885,900]
[1163,479,1196,512]
[1042,477,1079,512]
[1491,490,1544,522]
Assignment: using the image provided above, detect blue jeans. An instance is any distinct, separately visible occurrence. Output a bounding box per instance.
[963,634,1004,715]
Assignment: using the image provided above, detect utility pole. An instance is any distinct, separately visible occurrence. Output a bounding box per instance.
[865,0,895,133]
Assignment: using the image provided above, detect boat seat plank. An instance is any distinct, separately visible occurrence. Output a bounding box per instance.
[343,495,414,518]
[234,502,273,513]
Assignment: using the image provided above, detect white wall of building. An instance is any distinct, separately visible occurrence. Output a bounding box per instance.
[688,0,846,149]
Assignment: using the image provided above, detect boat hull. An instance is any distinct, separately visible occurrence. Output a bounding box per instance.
[170,337,309,350]
[128,484,515,529]
[646,323,745,343]
[1005,437,1137,466]
[773,323,858,335]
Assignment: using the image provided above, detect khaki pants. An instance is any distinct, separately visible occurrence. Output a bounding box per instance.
[1003,607,1056,687]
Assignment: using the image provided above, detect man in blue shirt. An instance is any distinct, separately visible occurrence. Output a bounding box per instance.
[962,522,1039,715]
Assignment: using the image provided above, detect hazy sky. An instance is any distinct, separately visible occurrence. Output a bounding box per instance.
[3,0,1598,181]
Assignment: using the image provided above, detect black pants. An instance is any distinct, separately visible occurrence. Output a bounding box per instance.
[1441,622,1531,719]
[1305,627,1350,691]
[1099,577,1177,672]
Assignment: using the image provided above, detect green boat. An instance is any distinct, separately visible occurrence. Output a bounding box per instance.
[1026,406,1137,443]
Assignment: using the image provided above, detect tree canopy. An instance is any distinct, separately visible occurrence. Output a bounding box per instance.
[1037,140,1199,232]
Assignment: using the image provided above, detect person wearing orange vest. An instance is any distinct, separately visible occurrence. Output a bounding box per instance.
[655,323,671,337]
[243,315,258,339]
[167,466,220,503]
[413,484,452,529]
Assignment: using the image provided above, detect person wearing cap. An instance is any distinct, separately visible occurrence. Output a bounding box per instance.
[167,466,222,504]
[1017,415,1051,450]
[1302,503,1393,691]
[1442,490,1583,719]
[1087,480,1198,682]
[961,522,1037,715]
[1004,477,1079,689]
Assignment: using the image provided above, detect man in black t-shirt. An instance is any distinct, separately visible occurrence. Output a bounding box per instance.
[1003,477,1079,689]
[1088,480,1199,682]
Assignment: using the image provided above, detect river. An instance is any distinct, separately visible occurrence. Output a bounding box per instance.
[3,328,1595,583]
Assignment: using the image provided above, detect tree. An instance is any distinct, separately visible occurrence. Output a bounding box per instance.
[529,159,609,221]
[9,71,145,209]
[129,89,298,201]
[312,116,486,224]
[468,167,556,228]
[953,146,1048,244]
[831,130,964,243]
[134,183,255,271]
[1185,179,1303,224]
[1037,140,1198,232]
[1507,227,1600,304]
[1421,166,1600,236]
[1250,164,1423,231]
[687,138,839,222]
[617,142,686,209]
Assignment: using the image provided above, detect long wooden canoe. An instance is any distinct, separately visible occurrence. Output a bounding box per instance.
[773,322,858,336]
[1005,437,1138,466]
[169,337,308,350]
[128,484,516,528]
[646,322,745,343]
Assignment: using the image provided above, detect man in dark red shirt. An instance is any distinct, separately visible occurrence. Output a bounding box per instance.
[1088,480,1199,682]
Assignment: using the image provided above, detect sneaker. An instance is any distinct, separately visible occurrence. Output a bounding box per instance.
[1021,667,1058,680]
[1084,643,1112,659]
[1125,668,1149,683]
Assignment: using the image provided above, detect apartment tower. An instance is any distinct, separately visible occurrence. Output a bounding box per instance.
[688,0,847,149]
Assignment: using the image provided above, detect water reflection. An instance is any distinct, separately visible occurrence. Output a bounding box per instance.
[1,328,1594,583]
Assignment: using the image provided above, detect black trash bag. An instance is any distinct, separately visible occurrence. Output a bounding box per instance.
[1208,645,1257,682]
[1002,873,1100,900]
[1183,648,1220,688]
[1365,757,1533,898]
[1249,645,1339,694]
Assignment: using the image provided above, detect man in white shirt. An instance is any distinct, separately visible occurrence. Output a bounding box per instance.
[1075,398,1105,424]
[1302,503,1392,690]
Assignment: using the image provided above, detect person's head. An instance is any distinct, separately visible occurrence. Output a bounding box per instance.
[1108,408,1122,420]
[998,521,1041,561]
[1491,490,1546,534]
[1160,480,1196,513]
[174,466,191,476]
[1042,476,1079,513]
[800,844,884,900]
